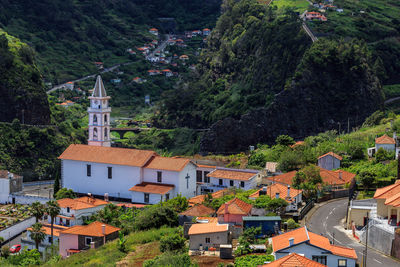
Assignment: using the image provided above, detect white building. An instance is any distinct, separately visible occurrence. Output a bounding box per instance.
[58,76,197,204]
[272,226,357,267]
[368,134,399,158]
[51,196,108,226]
[200,168,260,194]
[22,224,69,252]
[0,170,23,204]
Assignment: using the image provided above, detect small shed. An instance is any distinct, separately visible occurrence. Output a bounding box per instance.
[243,216,281,237]
[318,152,342,170]
[220,244,233,259]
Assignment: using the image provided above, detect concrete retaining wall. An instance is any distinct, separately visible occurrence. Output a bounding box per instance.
[360,224,394,255]
[0,216,35,242]
[10,194,49,205]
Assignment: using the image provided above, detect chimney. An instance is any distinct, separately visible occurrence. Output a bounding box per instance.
[225,203,229,215]
[90,241,95,249]
[287,185,291,198]
[88,193,92,198]
[338,171,343,181]
[289,238,294,246]
[275,193,280,199]
[104,193,109,202]
[102,224,106,245]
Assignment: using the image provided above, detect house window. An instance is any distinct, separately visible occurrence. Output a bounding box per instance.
[205,237,211,243]
[312,256,327,265]
[85,237,92,246]
[196,171,202,182]
[144,193,149,203]
[66,219,70,226]
[66,207,70,213]
[219,179,223,185]
[93,128,98,140]
[105,129,108,138]
[230,180,234,187]
[93,115,97,124]
[338,259,347,267]
[108,167,112,179]
[204,171,210,183]
[166,193,170,201]
[240,181,245,188]
[87,164,91,177]
[48,236,52,243]
[104,114,107,123]
[157,171,162,183]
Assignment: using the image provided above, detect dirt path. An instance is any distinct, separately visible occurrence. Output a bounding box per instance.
[116,242,161,267]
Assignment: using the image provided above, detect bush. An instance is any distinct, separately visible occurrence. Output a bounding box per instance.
[159,233,186,252]
[1,245,9,258]
[8,249,41,266]
[54,188,76,200]
[133,205,178,230]
[235,255,274,267]
[143,252,197,267]
[286,218,300,229]
[375,147,394,162]
[275,135,295,146]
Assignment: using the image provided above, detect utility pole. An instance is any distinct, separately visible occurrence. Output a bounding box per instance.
[347,117,350,133]
[332,231,335,245]
[364,212,369,267]
[338,122,341,134]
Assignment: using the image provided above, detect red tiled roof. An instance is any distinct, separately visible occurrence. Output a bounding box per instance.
[188,223,228,235]
[58,144,156,167]
[249,184,302,202]
[197,164,216,169]
[318,152,343,161]
[188,189,229,205]
[375,134,395,144]
[57,197,108,210]
[149,28,158,31]
[28,224,69,237]
[129,182,174,195]
[207,169,257,181]
[261,253,326,267]
[60,221,120,237]
[290,141,305,148]
[116,203,147,208]
[271,227,357,260]
[144,156,191,172]
[179,204,215,217]
[216,198,252,215]
[267,171,297,185]
[374,183,400,200]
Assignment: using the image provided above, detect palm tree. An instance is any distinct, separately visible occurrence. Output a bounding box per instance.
[29,223,46,250]
[46,200,60,244]
[31,201,45,223]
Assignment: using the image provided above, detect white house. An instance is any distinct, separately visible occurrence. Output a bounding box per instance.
[368,134,399,158]
[51,196,108,226]
[200,168,260,194]
[149,28,158,36]
[59,76,197,204]
[0,170,23,204]
[272,226,357,267]
[317,152,342,170]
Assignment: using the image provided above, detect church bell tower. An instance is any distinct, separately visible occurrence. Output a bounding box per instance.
[88,75,111,147]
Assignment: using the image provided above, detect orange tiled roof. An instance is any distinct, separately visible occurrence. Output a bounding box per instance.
[28,224,69,237]
[58,144,156,167]
[374,183,400,200]
[375,134,395,144]
[249,184,302,202]
[57,197,108,210]
[216,198,252,215]
[149,28,158,31]
[144,156,191,172]
[129,182,174,195]
[207,169,257,181]
[261,253,326,267]
[60,221,120,237]
[290,141,305,148]
[272,227,357,259]
[197,164,216,169]
[267,171,297,185]
[0,170,21,179]
[318,152,343,161]
[180,204,214,217]
[188,189,229,205]
[188,223,228,235]
[197,217,218,223]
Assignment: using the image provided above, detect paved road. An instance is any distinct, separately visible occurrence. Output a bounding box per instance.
[306,198,400,267]
[147,34,170,58]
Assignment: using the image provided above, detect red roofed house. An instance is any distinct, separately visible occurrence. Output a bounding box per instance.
[179,204,215,225]
[272,226,357,266]
[59,221,120,258]
[305,12,327,21]
[374,180,400,225]
[217,198,252,225]
[179,55,189,61]
[188,222,230,250]
[368,133,398,158]
[162,69,173,77]
[149,28,158,36]
[58,76,197,204]
[249,184,303,211]
[52,196,108,226]
[261,253,326,267]
[203,28,211,36]
[318,152,342,170]
[23,224,70,252]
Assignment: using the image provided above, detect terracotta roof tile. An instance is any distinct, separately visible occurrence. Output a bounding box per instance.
[197,164,216,169]
[58,144,156,167]
[196,217,218,223]
[207,169,258,181]
[262,253,326,267]
[188,223,229,235]
[290,141,305,148]
[375,134,395,144]
[267,171,297,185]
[144,156,191,172]
[179,204,215,217]
[188,189,229,205]
[57,197,108,210]
[318,152,343,161]
[59,221,120,237]
[271,227,357,260]
[374,183,400,200]
[249,184,302,202]
[129,182,174,195]
[28,224,69,237]
[216,198,252,215]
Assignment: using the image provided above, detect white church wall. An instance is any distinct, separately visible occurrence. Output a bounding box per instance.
[178,163,197,199]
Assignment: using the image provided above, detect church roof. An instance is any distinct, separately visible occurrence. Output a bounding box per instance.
[58,144,156,167]
[129,182,174,194]
[144,156,192,172]
[92,75,107,97]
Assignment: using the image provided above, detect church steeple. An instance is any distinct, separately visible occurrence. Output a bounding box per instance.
[88,75,111,147]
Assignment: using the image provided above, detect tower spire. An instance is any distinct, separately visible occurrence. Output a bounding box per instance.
[93,75,107,97]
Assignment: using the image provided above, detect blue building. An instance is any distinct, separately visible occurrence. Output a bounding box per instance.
[243,216,281,237]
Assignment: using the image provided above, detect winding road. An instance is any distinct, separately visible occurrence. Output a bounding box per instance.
[306,198,400,267]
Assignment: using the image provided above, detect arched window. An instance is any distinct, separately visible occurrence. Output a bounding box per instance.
[105,128,108,138]
[93,115,97,124]
[104,114,107,123]
[93,128,98,140]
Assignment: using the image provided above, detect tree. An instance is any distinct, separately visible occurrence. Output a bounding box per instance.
[164,194,188,213]
[46,200,60,244]
[54,188,76,200]
[358,171,376,191]
[29,223,46,250]
[267,198,288,213]
[31,201,45,223]
[1,245,10,258]
[159,233,186,252]
[241,227,261,244]
[117,232,127,253]
[278,150,304,172]
[302,165,322,185]
[375,147,393,162]
[275,135,295,146]
[286,218,299,229]
[53,173,60,196]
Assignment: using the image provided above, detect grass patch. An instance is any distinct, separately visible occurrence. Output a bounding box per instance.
[356,191,375,200]
[271,0,310,12]
[384,84,400,99]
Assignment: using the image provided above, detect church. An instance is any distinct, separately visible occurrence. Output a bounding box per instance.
[58,76,197,204]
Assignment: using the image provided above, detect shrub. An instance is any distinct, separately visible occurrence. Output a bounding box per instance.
[275,135,295,146]
[133,205,178,230]
[54,188,76,200]
[235,255,274,267]
[1,245,10,258]
[143,252,197,267]
[159,233,186,252]
[286,219,300,229]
